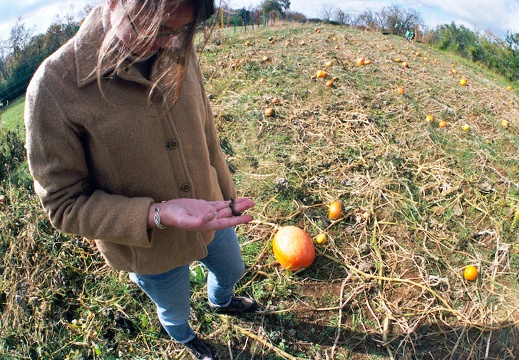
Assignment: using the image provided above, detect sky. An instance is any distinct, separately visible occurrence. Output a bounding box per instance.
[1,0,518,42]
[0,0,101,40]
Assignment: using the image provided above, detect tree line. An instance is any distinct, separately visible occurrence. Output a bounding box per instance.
[1,1,517,106]
[0,4,96,105]
[321,3,519,82]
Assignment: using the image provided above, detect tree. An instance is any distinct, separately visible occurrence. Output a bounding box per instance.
[435,22,479,58]
[334,9,351,25]
[0,6,83,102]
[0,44,8,81]
[503,32,519,80]
[286,11,307,23]
[320,4,335,22]
[278,0,291,13]
[7,18,36,62]
[380,5,423,36]
[261,0,290,16]
[505,31,519,52]
[355,10,378,30]
[42,11,78,56]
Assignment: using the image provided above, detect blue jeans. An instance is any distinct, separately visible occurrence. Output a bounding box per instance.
[129,227,245,343]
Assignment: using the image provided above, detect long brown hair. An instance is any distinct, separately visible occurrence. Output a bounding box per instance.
[97,0,215,105]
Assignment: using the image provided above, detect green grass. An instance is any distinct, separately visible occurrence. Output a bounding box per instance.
[1,22,519,359]
[0,97,25,130]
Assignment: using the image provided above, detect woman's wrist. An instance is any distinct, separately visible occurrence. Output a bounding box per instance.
[148,202,167,229]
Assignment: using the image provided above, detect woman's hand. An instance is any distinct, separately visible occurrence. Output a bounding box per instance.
[149,197,255,232]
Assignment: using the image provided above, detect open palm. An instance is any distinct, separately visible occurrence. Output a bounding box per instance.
[159,197,255,231]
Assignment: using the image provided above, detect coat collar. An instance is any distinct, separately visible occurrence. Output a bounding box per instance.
[75,6,153,89]
[73,6,192,101]
[75,6,114,88]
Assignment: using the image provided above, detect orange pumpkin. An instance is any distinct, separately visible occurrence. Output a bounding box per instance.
[316,70,328,79]
[272,226,315,271]
[328,201,342,220]
[463,265,478,281]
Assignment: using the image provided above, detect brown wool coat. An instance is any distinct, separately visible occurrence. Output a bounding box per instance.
[24,7,237,275]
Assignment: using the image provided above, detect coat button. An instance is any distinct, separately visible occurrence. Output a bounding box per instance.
[179,183,191,192]
[167,139,178,149]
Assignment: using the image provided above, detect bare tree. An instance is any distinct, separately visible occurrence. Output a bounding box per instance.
[334,9,351,25]
[320,3,335,22]
[356,9,378,30]
[8,17,35,56]
[380,4,423,36]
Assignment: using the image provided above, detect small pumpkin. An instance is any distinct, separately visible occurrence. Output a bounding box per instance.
[328,201,342,220]
[463,265,478,281]
[316,70,328,79]
[272,226,315,271]
[315,233,327,244]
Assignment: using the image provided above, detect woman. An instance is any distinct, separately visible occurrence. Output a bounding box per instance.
[24,0,256,359]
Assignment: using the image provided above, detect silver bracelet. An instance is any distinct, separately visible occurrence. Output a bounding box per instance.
[154,204,166,229]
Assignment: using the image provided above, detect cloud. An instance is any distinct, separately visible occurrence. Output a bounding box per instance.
[413,0,519,35]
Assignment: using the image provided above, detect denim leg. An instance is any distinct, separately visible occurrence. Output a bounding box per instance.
[200,227,245,307]
[129,266,195,343]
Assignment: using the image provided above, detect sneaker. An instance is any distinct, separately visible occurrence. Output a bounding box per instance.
[183,336,217,360]
[210,296,258,315]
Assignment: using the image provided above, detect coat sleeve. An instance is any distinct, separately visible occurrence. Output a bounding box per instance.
[24,69,155,248]
[192,50,237,201]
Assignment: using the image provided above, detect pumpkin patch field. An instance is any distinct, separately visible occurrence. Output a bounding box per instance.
[2,23,519,359]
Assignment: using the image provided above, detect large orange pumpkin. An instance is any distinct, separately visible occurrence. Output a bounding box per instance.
[272,226,315,271]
